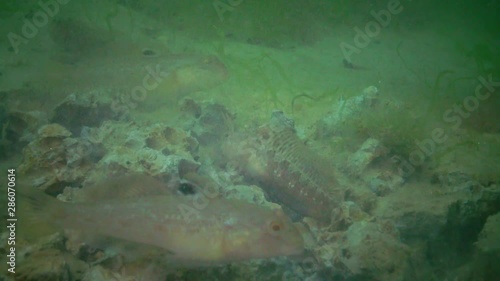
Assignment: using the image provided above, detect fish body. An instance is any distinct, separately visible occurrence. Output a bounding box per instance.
[6,19,227,107]
[33,48,227,107]
[225,112,344,222]
[24,175,303,264]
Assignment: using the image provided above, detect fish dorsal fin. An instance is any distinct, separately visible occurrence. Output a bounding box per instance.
[76,174,171,202]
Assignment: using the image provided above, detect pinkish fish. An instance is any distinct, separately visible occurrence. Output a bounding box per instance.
[20,174,304,264]
[4,18,227,109]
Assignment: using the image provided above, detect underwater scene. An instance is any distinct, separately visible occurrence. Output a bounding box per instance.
[0,0,499,280]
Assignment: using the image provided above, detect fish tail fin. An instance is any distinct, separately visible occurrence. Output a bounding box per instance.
[17,184,64,242]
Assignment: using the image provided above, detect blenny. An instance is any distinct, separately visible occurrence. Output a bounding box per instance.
[225,111,345,222]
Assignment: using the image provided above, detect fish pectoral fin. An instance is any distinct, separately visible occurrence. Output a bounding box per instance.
[90,249,122,266]
[17,184,64,241]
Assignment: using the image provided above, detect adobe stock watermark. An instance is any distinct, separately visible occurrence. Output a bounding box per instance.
[110,64,170,115]
[393,74,499,177]
[340,0,404,62]
[213,0,243,22]
[7,0,71,54]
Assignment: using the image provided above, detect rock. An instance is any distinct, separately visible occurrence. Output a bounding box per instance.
[0,110,49,158]
[223,184,281,209]
[362,85,379,96]
[51,92,124,136]
[16,248,87,281]
[330,201,371,230]
[17,122,102,193]
[372,181,500,280]
[475,212,500,253]
[430,132,500,185]
[5,110,49,141]
[37,123,72,139]
[314,86,379,139]
[363,168,405,197]
[82,265,119,281]
[181,99,235,146]
[305,219,409,280]
[347,138,388,176]
[84,121,199,179]
[335,221,410,281]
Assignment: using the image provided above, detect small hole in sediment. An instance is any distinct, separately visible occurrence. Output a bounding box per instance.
[142,48,157,57]
[178,182,196,195]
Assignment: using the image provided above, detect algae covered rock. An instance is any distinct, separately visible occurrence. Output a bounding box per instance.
[476,212,500,253]
[16,248,87,281]
[337,221,410,281]
[37,123,72,139]
[17,122,103,193]
[52,92,124,136]
[84,120,199,179]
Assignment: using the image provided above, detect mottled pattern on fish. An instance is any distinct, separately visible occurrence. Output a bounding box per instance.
[228,112,344,222]
[25,175,303,264]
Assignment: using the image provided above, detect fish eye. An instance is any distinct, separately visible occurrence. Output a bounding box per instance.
[270,221,282,232]
[178,182,196,195]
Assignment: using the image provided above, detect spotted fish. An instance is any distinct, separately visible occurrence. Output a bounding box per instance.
[225,111,344,222]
